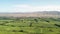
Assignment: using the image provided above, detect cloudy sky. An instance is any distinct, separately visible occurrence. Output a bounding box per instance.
[0,0,60,12]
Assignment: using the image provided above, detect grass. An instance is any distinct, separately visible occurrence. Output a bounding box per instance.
[0,17,60,34]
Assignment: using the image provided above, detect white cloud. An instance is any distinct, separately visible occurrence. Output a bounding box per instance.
[0,4,60,12]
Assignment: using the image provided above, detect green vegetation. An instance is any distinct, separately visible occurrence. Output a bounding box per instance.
[0,17,60,34]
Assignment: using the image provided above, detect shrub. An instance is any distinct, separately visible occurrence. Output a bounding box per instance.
[29,23,32,27]
[12,30,17,32]
[34,19,38,22]
[54,24,60,27]
[18,30,24,32]
[49,29,53,32]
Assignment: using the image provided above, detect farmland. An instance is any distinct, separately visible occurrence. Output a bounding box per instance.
[0,17,60,34]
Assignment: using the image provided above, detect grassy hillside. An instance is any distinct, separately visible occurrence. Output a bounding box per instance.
[0,17,60,34]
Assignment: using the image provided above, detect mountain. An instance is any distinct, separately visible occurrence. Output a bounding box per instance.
[0,11,60,18]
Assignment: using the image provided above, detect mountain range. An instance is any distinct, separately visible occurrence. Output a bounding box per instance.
[0,11,60,18]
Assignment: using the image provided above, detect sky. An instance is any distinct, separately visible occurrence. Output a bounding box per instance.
[0,0,60,12]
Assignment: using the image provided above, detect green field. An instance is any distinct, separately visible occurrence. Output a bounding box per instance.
[0,17,60,34]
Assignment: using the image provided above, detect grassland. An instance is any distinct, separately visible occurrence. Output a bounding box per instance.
[0,17,60,34]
